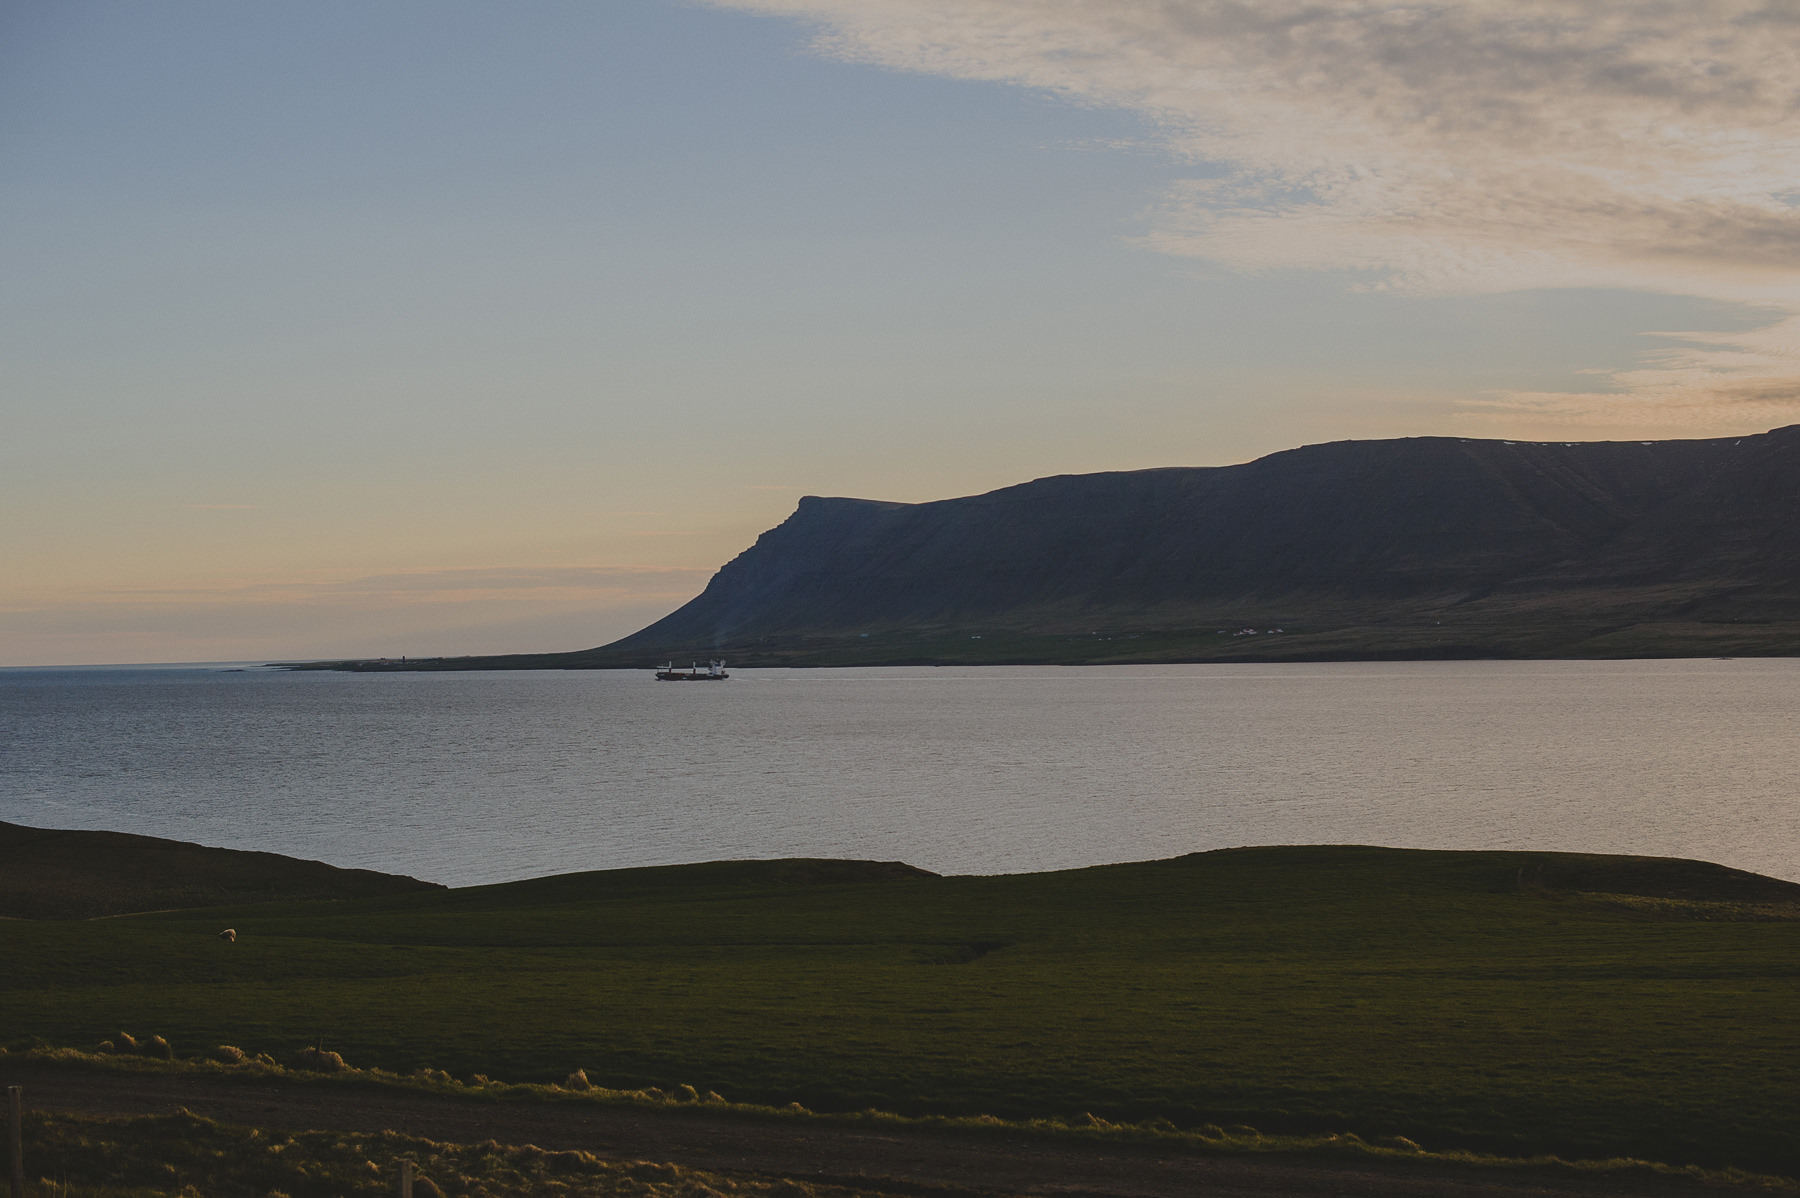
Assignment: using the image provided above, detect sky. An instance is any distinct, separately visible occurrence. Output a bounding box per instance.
[6,0,1800,666]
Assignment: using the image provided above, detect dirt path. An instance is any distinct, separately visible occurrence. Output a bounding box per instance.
[0,1064,1712,1198]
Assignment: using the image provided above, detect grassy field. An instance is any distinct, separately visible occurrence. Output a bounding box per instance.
[4,847,1799,1175]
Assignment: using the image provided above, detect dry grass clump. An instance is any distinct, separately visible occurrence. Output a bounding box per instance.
[563,1070,593,1091]
[293,1046,349,1073]
[94,1032,173,1060]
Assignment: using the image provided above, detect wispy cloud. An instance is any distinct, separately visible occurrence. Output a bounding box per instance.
[721,0,1800,424]
[1465,310,1800,429]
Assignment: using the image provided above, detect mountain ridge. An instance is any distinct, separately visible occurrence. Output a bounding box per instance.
[296,426,1800,669]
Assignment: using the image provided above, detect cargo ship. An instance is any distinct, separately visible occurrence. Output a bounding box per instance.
[655,659,729,681]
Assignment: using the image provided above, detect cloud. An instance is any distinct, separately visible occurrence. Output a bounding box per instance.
[1465,309,1800,429]
[720,0,1800,423]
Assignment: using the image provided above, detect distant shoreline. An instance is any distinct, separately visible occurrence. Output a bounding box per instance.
[275,621,1800,672]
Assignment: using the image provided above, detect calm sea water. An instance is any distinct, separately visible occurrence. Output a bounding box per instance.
[3,661,1798,886]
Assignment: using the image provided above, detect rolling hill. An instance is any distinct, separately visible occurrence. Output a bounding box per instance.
[0,821,443,919]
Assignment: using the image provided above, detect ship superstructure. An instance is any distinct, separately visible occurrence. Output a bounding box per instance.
[655,659,729,681]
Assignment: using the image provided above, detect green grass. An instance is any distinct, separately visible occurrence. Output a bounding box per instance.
[5,847,1800,1175]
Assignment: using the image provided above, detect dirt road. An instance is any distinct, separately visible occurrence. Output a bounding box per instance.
[0,1064,1717,1198]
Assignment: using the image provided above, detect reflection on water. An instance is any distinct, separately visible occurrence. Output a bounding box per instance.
[2,660,1797,886]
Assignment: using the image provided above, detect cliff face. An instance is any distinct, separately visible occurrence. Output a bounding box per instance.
[608,427,1800,657]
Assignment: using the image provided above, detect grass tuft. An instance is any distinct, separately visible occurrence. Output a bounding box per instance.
[293,1047,348,1073]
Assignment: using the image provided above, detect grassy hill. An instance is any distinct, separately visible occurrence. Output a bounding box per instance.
[0,821,442,919]
[4,846,1799,1174]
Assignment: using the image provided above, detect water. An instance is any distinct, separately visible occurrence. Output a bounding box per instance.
[2,661,1798,886]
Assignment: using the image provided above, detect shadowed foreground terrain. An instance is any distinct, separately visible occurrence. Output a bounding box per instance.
[13,1105,921,1198]
[0,821,441,919]
[5,1076,1765,1198]
[3,842,1799,1178]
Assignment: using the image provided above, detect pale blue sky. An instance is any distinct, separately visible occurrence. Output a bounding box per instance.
[3,0,1791,664]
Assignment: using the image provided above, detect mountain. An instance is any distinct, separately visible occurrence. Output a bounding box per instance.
[307,426,1800,668]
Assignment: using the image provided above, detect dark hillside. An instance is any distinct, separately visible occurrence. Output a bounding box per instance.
[296,426,1800,667]
[599,427,1800,662]
[0,821,443,919]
